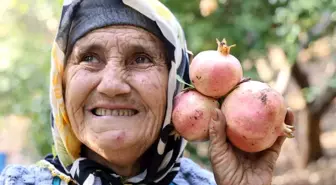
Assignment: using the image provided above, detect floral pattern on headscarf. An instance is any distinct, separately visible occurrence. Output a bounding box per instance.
[47,0,191,184]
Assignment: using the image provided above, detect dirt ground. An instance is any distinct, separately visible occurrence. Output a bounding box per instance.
[270,37,336,185]
[272,101,336,185]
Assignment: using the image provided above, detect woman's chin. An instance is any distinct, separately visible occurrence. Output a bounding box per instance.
[84,131,143,164]
[88,130,134,150]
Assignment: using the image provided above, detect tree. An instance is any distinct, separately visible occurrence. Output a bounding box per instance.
[290,13,336,165]
[162,0,336,167]
[1,0,335,168]
[0,0,63,157]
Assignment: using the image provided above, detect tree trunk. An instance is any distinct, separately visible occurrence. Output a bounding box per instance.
[306,111,323,162]
[291,57,336,167]
[296,110,323,168]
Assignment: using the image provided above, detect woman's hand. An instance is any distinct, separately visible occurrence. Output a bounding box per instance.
[208,108,294,185]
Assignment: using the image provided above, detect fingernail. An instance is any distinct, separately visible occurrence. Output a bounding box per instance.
[211,109,219,121]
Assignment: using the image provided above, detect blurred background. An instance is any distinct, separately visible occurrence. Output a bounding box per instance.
[0,0,336,184]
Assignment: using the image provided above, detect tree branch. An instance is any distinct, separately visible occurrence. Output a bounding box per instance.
[291,11,333,88]
[273,66,291,95]
[290,11,336,117]
[301,11,334,49]
[291,62,310,89]
[309,76,336,117]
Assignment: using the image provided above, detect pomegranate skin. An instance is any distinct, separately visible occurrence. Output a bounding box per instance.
[189,50,243,98]
[172,90,219,141]
[221,80,287,152]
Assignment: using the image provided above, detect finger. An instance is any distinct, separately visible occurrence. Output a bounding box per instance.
[270,135,286,154]
[259,136,285,167]
[209,108,227,146]
[260,127,290,163]
[285,107,295,126]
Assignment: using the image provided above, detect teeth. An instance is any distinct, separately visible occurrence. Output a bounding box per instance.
[112,110,119,116]
[106,109,112,116]
[94,108,136,116]
[96,108,103,116]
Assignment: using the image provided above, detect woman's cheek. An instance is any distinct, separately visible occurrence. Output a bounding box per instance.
[65,67,97,100]
[133,70,167,102]
[64,67,100,137]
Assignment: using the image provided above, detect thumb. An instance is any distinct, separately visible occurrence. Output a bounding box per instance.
[209,108,227,146]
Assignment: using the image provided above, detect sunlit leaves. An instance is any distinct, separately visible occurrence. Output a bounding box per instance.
[328,75,336,89]
[0,0,62,156]
[1,0,335,159]
[302,86,321,103]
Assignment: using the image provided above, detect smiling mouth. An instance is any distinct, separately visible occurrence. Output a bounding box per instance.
[92,108,139,116]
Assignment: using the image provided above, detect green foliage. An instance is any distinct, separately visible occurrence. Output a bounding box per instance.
[0,0,62,156]
[162,0,336,75]
[302,86,321,103]
[160,0,336,165]
[328,75,336,89]
[176,74,195,88]
[1,0,336,162]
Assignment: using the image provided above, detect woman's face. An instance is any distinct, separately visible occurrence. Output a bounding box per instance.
[63,26,169,166]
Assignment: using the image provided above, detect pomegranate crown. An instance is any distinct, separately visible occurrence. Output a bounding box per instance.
[216,38,236,56]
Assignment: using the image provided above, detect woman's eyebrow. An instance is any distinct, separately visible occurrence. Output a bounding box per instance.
[126,41,167,60]
[76,40,158,51]
[75,42,104,54]
[128,44,153,53]
[73,37,163,59]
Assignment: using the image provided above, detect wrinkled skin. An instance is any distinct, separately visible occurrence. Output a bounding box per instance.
[208,108,294,185]
[63,25,168,177]
[62,23,293,184]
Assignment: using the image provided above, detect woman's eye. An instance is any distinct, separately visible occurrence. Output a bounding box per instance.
[82,55,99,63]
[135,55,152,64]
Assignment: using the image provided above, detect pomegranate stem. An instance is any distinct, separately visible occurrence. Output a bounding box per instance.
[236,77,251,86]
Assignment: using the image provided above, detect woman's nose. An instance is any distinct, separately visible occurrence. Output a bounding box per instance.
[96,65,131,97]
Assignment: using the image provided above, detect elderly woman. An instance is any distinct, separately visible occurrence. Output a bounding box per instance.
[0,0,294,185]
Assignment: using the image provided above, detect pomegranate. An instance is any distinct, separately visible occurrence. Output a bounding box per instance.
[172,89,219,141]
[189,38,243,98]
[221,80,294,152]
